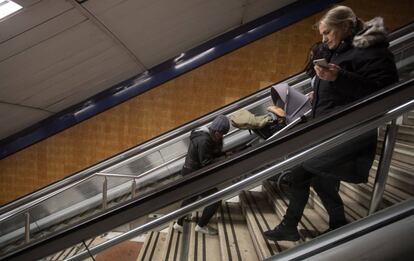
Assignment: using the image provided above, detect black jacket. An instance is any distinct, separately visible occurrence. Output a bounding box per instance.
[183,128,223,173]
[312,40,398,117]
[305,17,399,183]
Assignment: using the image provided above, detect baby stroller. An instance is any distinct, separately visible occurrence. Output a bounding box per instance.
[267,82,313,190]
[228,82,312,190]
[254,82,312,140]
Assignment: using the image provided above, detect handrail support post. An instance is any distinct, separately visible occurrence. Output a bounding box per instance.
[368,120,398,214]
[131,179,137,199]
[25,212,30,243]
[102,177,108,210]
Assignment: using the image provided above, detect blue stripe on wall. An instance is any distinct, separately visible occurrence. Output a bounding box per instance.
[0,0,341,159]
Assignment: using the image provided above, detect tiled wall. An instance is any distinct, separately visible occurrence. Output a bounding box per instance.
[1,0,413,204]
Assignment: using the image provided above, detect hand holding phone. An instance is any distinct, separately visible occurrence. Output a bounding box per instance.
[313,58,330,69]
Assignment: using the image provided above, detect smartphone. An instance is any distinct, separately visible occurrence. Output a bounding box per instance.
[313,58,330,69]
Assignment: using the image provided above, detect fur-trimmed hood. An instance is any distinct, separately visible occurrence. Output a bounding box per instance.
[353,17,388,48]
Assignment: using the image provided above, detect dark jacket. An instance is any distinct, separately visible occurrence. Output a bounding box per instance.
[304,17,399,183]
[183,127,223,173]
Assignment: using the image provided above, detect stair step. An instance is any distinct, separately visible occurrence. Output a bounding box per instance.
[187,212,221,261]
[379,124,414,144]
[339,170,410,210]
[367,174,411,203]
[137,231,168,261]
[371,160,414,197]
[377,139,414,166]
[217,202,259,261]
[403,111,414,125]
[339,182,374,210]
[240,190,299,260]
[389,160,414,182]
[161,223,183,261]
[397,124,414,143]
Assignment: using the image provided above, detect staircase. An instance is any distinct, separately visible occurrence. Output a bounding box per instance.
[133,112,414,261]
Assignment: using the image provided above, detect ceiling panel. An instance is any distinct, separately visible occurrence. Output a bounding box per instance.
[243,0,297,23]
[86,0,246,67]
[0,8,86,62]
[0,103,52,139]
[42,46,140,112]
[45,65,138,112]
[0,20,142,107]
[0,0,73,42]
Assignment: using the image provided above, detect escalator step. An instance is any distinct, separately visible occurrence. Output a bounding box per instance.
[217,201,259,261]
[161,223,183,261]
[187,212,221,261]
[137,231,168,261]
[239,190,299,260]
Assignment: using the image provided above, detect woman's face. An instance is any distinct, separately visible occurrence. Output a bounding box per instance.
[319,22,349,50]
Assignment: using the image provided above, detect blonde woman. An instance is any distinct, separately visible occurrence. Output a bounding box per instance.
[264,5,398,241]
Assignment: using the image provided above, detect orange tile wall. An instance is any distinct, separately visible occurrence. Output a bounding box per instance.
[1,0,413,205]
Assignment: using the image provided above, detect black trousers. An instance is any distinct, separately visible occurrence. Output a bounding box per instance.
[177,166,221,227]
[284,165,347,229]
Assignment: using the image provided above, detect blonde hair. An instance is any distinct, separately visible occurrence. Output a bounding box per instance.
[317,5,363,33]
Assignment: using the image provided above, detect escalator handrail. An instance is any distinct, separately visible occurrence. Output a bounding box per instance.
[0,75,301,217]
[64,95,414,261]
[1,20,413,216]
[3,75,414,261]
[0,153,188,223]
[0,114,252,223]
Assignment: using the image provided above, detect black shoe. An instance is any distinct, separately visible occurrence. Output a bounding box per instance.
[264,222,300,241]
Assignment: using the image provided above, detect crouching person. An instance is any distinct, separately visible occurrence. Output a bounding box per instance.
[174,115,230,235]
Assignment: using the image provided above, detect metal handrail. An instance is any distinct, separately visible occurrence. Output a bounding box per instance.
[0,79,291,219]
[1,80,412,254]
[0,127,243,223]
[0,69,293,214]
[0,60,410,260]
[0,153,187,223]
[96,153,187,180]
[65,98,414,261]
[95,173,143,179]
[0,126,244,248]
[0,79,296,225]
[3,74,414,260]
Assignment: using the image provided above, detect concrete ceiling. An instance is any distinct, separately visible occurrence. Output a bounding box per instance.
[0,0,296,140]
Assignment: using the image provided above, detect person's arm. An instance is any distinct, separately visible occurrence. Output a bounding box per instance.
[315,50,398,100]
[333,54,398,99]
[198,140,215,167]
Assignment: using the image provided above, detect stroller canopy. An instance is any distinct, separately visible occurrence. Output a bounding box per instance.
[271,83,311,124]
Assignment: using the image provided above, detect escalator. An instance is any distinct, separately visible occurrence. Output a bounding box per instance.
[1,22,414,261]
